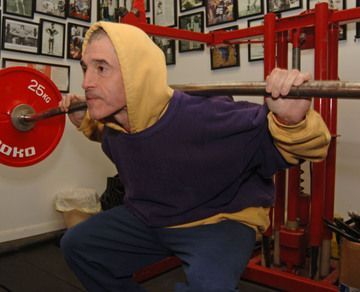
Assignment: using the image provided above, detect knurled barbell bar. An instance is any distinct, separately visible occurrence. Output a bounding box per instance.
[14,79,360,131]
[1,66,360,167]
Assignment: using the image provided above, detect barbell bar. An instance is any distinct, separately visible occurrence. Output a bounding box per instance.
[16,80,360,129]
[172,80,360,98]
[1,66,360,167]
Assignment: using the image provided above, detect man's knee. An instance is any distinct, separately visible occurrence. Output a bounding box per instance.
[60,226,85,258]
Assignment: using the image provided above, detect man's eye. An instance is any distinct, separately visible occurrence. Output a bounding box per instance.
[98,66,105,72]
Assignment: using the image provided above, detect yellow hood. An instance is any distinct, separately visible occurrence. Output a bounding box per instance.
[82,22,173,133]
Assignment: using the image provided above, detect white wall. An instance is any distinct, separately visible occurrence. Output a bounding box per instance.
[0,2,116,243]
[1,1,360,242]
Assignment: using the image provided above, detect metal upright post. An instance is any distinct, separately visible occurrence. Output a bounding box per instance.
[311,2,329,280]
[262,12,277,268]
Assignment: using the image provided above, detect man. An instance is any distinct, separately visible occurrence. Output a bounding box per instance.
[15,0,26,15]
[60,22,330,291]
[46,23,58,54]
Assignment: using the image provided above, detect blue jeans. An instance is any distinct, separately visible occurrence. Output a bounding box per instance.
[61,206,256,292]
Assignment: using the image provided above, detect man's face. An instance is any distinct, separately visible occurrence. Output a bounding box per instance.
[80,33,126,121]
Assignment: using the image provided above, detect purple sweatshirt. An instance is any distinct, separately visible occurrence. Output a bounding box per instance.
[101,91,290,227]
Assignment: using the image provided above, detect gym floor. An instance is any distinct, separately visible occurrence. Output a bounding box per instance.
[0,236,279,292]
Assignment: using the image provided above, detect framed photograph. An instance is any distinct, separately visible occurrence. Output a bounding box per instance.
[179,11,204,53]
[153,37,176,65]
[2,17,39,55]
[40,19,65,58]
[210,25,240,70]
[307,0,345,10]
[67,22,89,60]
[206,0,237,27]
[4,0,34,18]
[35,0,66,18]
[68,0,91,22]
[307,0,346,41]
[180,0,204,12]
[97,0,121,22]
[267,0,302,13]
[2,58,70,93]
[247,17,264,62]
[339,24,347,41]
[153,0,177,27]
[238,0,264,19]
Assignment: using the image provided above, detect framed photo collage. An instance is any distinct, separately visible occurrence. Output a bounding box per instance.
[0,0,349,76]
[1,0,94,92]
[145,0,347,70]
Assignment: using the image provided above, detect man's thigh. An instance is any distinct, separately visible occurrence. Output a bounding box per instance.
[157,220,256,291]
[61,205,172,276]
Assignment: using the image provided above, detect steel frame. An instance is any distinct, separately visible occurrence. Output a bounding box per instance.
[125,1,360,290]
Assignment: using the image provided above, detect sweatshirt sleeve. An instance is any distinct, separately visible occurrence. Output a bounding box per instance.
[267,109,331,164]
[78,111,104,142]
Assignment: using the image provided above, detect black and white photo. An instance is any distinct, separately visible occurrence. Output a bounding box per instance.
[247,17,264,62]
[36,0,66,18]
[40,19,65,58]
[4,0,34,18]
[339,24,347,41]
[153,37,176,65]
[267,0,302,13]
[97,0,120,22]
[238,0,264,19]
[153,0,177,27]
[2,17,39,54]
[307,0,346,41]
[307,0,345,10]
[180,0,204,12]
[179,11,204,52]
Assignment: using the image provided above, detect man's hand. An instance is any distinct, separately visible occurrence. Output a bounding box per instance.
[59,94,87,128]
[265,68,312,125]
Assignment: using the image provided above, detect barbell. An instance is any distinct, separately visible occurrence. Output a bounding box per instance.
[1,66,360,167]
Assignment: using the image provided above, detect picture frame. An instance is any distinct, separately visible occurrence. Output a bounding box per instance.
[210,25,240,70]
[35,0,66,19]
[67,22,89,60]
[180,0,204,12]
[307,0,346,41]
[153,36,176,65]
[97,0,121,22]
[2,17,40,55]
[307,0,345,10]
[2,58,70,93]
[238,0,264,19]
[68,0,91,22]
[179,11,204,53]
[247,17,264,62]
[4,0,34,19]
[206,0,237,27]
[40,19,65,58]
[339,24,347,41]
[267,0,302,13]
[153,0,177,27]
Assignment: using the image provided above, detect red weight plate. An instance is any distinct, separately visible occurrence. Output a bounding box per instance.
[0,67,65,167]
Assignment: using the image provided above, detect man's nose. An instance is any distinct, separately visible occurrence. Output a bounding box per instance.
[82,70,95,89]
